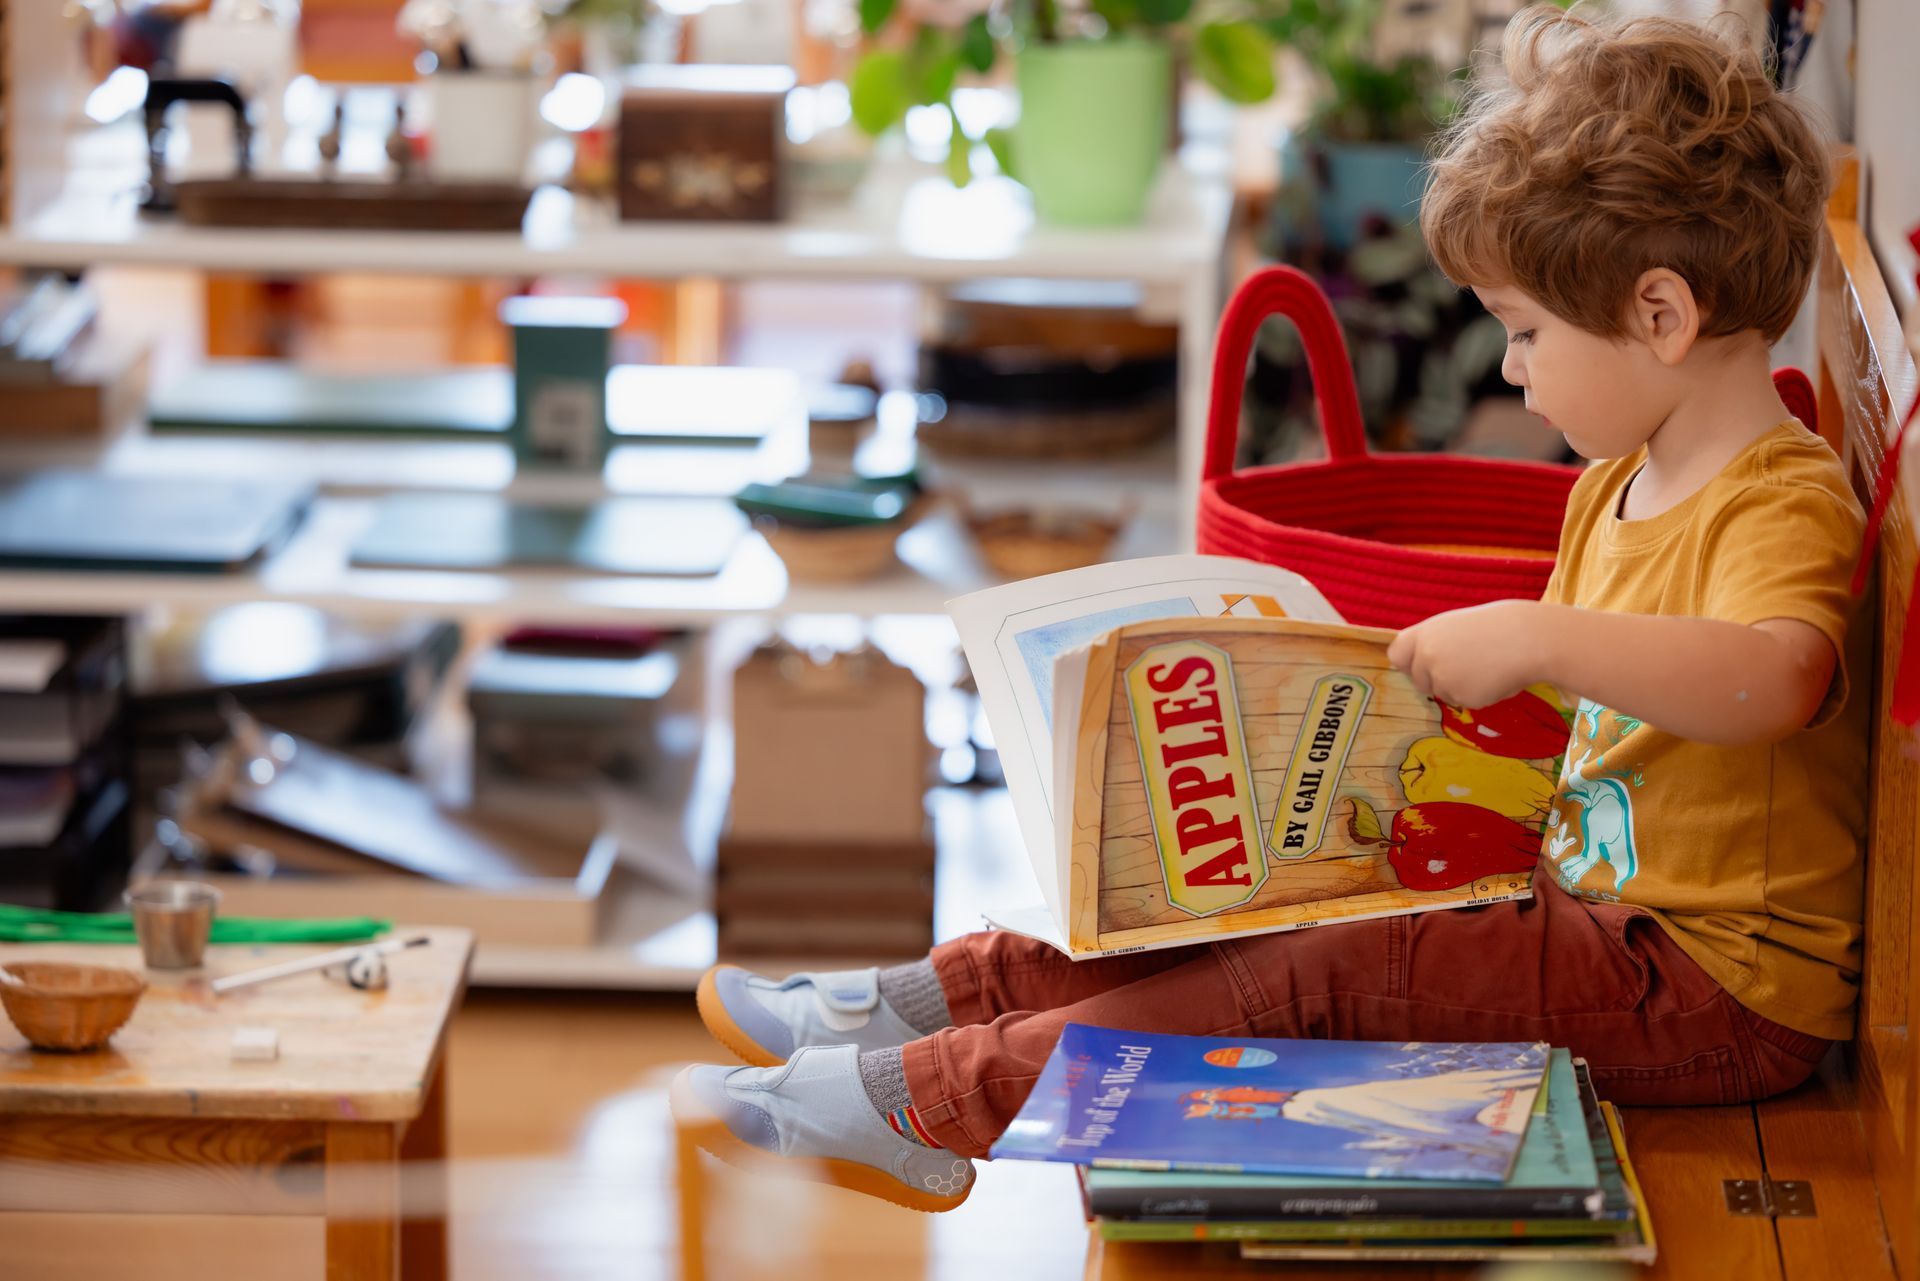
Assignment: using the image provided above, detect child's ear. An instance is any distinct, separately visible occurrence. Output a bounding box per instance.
[1629,269,1700,365]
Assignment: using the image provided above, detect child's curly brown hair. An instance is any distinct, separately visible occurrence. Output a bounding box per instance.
[1422,4,1831,343]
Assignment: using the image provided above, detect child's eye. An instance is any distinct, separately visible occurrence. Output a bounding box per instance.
[1507,330,1536,346]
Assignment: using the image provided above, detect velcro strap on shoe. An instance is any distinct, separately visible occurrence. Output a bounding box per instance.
[809,970,880,1017]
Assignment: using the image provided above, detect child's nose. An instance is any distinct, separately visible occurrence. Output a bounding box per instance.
[1500,345,1529,389]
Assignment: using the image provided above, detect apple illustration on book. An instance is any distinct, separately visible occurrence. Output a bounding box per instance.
[1437,687,1571,760]
[1348,798,1544,891]
[1398,736,1555,823]
[1351,689,1568,891]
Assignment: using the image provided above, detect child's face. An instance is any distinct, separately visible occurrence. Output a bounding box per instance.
[1472,285,1673,461]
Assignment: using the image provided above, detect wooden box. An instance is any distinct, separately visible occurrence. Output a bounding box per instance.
[729,639,929,844]
[715,830,936,960]
[617,65,793,223]
[0,335,149,440]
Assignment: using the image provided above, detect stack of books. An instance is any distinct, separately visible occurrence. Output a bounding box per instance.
[0,618,132,912]
[992,1025,1656,1266]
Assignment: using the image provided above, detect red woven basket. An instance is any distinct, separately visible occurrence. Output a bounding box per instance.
[1195,266,1582,629]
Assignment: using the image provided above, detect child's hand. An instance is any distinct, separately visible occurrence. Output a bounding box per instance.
[1388,601,1549,709]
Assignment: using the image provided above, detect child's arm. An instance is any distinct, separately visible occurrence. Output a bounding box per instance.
[1387,600,1836,747]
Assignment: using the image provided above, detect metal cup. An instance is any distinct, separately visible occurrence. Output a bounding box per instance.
[125,882,221,970]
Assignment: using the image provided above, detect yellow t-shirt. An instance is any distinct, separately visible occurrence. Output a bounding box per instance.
[1540,422,1868,1041]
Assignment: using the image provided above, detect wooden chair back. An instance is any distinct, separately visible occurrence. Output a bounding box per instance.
[1818,151,1920,1280]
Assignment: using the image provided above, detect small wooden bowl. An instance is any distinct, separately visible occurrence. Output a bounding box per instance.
[966,508,1126,580]
[758,519,903,583]
[0,962,147,1052]
[754,489,937,584]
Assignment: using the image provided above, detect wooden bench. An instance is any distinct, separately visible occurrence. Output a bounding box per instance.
[1090,152,1920,1281]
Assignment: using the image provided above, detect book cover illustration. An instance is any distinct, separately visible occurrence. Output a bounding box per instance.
[947,556,1344,952]
[1063,617,1569,954]
[991,1024,1550,1183]
[1083,1048,1611,1222]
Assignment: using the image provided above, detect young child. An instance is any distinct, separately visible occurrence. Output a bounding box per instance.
[671,5,1866,1213]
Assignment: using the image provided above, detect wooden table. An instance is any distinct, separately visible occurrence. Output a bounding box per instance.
[0,927,472,1281]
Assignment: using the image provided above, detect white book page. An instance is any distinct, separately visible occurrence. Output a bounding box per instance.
[979,901,1070,952]
[948,555,1342,930]
[1050,641,1095,940]
[977,644,1092,955]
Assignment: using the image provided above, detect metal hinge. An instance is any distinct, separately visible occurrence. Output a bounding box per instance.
[1724,1179,1817,1217]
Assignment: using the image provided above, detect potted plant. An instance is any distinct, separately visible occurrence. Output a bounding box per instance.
[848,0,1283,225]
[547,0,655,79]
[1265,0,1464,251]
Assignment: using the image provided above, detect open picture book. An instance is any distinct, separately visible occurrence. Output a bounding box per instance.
[950,556,1572,958]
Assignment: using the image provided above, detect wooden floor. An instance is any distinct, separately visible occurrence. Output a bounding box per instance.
[441,991,1897,1281]
[442,988,1093,1281]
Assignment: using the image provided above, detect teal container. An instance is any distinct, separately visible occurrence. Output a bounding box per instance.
[1014,39,1173,227]
[1276,135,1429,251]
[501,295,628,470]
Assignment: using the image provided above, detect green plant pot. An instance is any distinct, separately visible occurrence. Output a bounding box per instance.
[1014,40,1172,227]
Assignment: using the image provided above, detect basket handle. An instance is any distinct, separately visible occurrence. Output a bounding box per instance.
[1204,265,1369,481]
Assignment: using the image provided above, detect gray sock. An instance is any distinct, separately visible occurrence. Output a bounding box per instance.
[858,1046,912,1115]
[876,958,951,1035]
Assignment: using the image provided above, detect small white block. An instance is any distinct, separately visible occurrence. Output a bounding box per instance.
[230,1026,280,1062]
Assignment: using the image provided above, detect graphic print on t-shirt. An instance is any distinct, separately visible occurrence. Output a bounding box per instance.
[1543,699,1645,898]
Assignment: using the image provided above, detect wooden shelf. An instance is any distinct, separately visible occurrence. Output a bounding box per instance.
[0,360,1184,629]
[0,122,1233,286]
[0,115,1232,534]
[10,378,1183,515]
[0,489,1181,627]
[0,65,1227,992]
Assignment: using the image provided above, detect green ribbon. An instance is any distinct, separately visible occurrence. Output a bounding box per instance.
[0,904,389,945]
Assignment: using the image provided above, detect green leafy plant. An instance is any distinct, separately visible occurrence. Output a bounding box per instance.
[549,0,649,20]
[1262,0,1458,143]
[847,0,1481,185]
[847,3,1004,184]
[848,0,1284,186]
[544,0,653,65]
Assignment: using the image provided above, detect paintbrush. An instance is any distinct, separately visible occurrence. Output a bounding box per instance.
[210,935,431,996]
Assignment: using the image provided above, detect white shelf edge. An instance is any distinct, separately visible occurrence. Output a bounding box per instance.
[0,496,1185,626]
[0,157,1234,284]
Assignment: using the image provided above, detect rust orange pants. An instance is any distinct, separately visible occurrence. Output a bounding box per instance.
[900,871,1832,1157]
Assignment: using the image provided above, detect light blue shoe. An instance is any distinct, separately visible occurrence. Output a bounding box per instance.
[670,1045,976,1213]
[695,965,924,1067]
